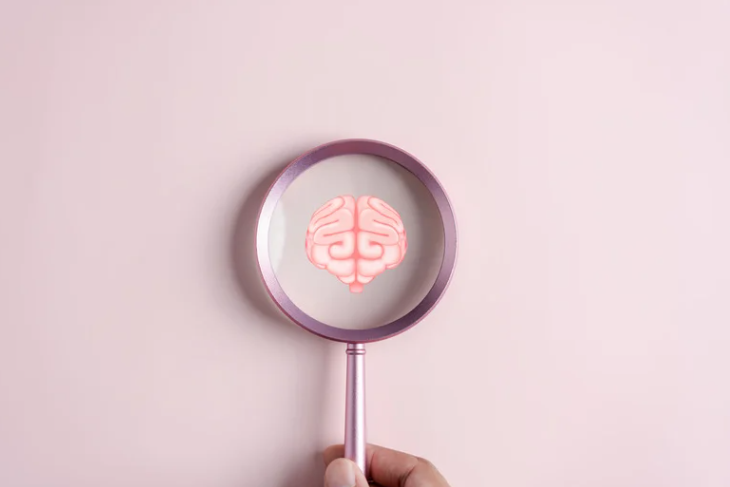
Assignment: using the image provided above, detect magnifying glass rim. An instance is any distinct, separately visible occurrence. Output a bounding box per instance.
[255,138,457,343]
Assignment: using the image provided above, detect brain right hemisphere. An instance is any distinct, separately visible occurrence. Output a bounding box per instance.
[305,195,407,293]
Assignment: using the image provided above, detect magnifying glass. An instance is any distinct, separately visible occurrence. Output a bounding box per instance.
[255,139,457,476]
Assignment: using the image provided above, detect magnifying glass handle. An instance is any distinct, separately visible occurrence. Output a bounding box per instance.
[345,343,367,476]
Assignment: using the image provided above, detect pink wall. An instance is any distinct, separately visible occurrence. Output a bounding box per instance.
[1,1,729,486]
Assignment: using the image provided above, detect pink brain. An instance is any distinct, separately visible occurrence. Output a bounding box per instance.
[305,195,408,293]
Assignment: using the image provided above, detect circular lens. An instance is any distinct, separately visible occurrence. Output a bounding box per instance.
[268,153,444,330]
[256,140,457,343]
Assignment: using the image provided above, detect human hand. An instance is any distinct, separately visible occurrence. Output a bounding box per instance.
[323,444,450,487]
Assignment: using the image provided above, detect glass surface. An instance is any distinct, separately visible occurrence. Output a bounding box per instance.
[269,154,445,330]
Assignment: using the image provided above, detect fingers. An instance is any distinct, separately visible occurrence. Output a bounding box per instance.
[324,458,369,487]
[323,444,346,465]
[324,444,450,487]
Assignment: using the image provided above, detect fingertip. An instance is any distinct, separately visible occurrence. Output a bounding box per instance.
[323,444,345,465]
[325,458,368,487]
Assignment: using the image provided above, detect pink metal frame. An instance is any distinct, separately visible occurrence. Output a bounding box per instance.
[254,139,457,476]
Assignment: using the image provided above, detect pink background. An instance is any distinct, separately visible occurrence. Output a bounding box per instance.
[2,1,730,486]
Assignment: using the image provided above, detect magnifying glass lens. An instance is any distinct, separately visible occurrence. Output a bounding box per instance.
[268,154,445,330]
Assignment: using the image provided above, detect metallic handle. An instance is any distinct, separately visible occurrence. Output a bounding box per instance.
[345,343,367,476]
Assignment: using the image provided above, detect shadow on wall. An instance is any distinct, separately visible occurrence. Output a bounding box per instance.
[229,150,332,487]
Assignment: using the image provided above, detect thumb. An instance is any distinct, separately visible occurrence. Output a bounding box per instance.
[324,458,369,487]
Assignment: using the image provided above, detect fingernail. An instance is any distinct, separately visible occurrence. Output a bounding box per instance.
[325,458,358,487]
